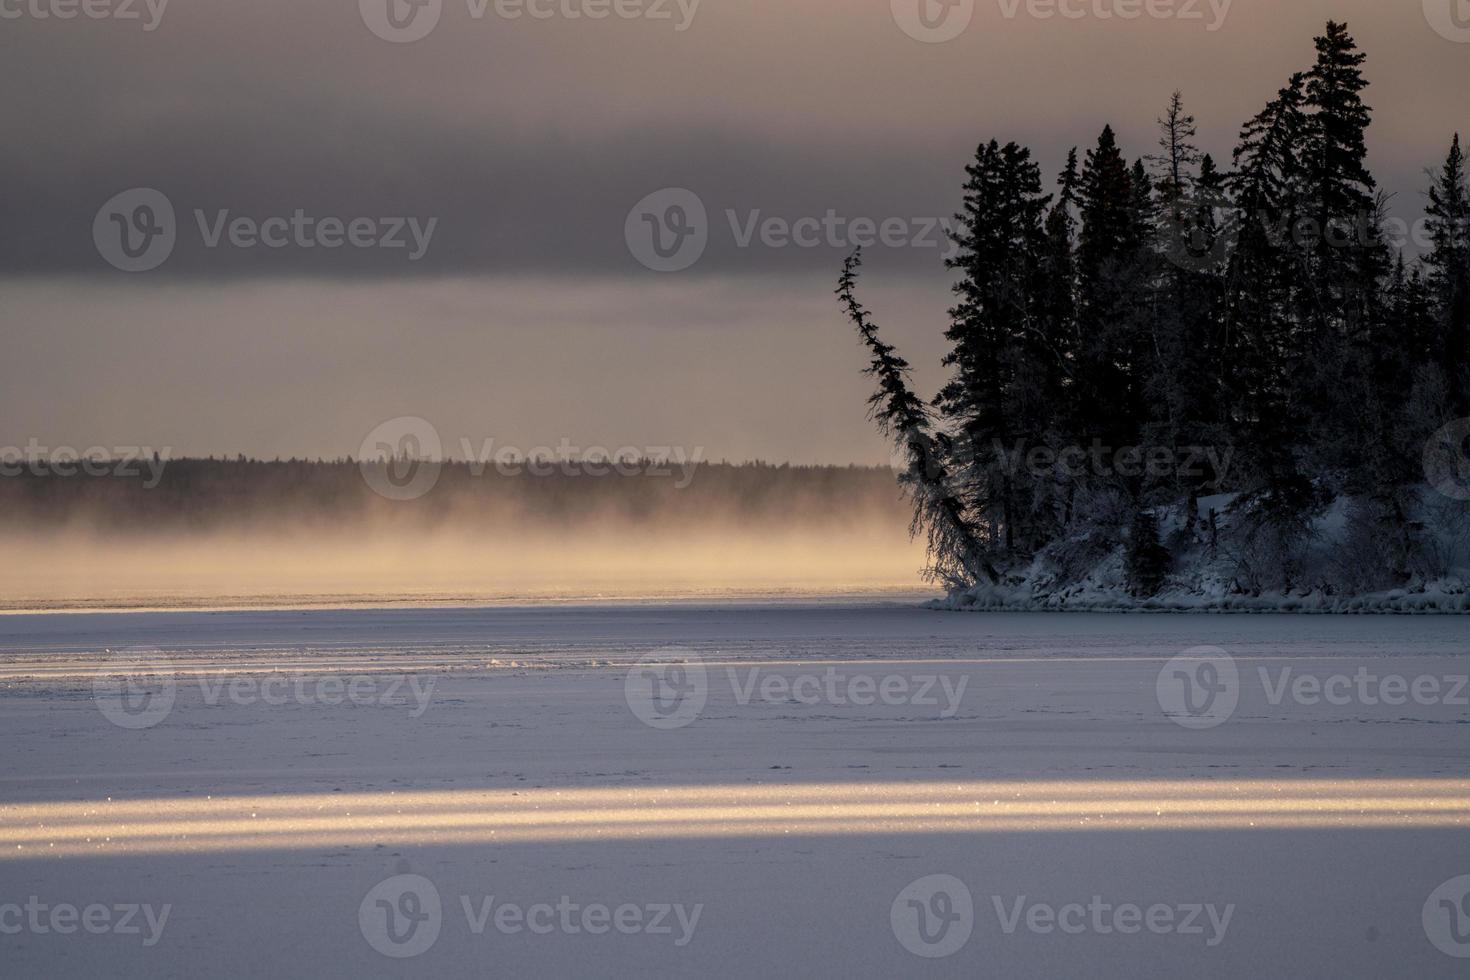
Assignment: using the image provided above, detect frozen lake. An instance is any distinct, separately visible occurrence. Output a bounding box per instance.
[2,602,1469,977]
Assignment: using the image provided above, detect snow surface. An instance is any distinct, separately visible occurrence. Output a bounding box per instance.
[939,489,1470,613]
[939,577,1470,613]
[1,603,1469,977]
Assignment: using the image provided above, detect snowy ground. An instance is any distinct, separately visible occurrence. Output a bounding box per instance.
[2,602,1470,977]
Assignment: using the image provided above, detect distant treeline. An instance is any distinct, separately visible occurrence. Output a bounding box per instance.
[1,457,909,533]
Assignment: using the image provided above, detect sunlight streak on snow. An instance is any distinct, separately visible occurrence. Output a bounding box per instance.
[5,780,1470,858]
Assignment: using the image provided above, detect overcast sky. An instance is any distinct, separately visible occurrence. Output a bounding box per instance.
[3,0,1467,461]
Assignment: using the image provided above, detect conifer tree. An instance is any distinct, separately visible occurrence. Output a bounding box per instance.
[1224,73,1320,528]
[1149,91,1201,229]
[1144,94,1227,523]
[1038,148,1082,399]
[1125,508,1170,596]
[1076,126,1151,457]
[937,140,1053,553]
[837,251,999,586]
[1425,134,1470,411]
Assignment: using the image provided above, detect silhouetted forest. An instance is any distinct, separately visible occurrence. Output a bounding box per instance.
[841,22,1470,600]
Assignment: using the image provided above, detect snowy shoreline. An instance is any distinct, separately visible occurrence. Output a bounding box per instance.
[932,584,1470,614]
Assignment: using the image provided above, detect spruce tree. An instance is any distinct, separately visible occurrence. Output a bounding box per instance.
[1298,22,1392,490]
[1302,20,1381,303]
[937,140,1052,554]
[1142,95,1227,522]
[1424,134,1470,411]
[1225,73,1320,529]
[1125,509,1170,596]
[1076,126,1151,458]
[1039,148,1081,399]
[836,251,999,587]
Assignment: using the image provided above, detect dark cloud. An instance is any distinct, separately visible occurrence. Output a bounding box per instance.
[2,0,1466,458]
[1,0,1464,277]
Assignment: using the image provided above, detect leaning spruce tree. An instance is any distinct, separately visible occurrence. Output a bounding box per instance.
[836,250,999,588]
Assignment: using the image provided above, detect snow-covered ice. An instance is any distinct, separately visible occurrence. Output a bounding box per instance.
[1,602,1468,977]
